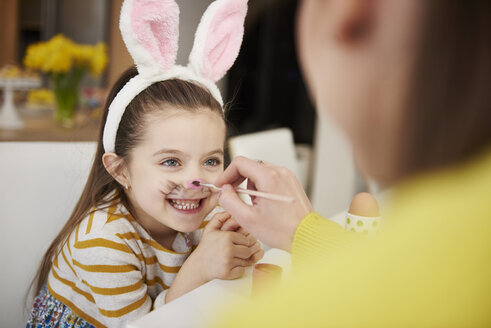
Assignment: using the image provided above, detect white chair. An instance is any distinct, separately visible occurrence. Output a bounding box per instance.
[0,141,96,328]
[310,117,359,223]
[228,128,309,189]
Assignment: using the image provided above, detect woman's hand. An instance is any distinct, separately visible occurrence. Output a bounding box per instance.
[165,212,262,303]
[215,156,314,252]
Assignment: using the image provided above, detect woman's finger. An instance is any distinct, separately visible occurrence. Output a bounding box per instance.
[215,156,273,188]
[219,184,258,228]
[246,178,257,203]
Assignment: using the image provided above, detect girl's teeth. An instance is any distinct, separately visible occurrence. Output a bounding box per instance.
[170,200,200,211]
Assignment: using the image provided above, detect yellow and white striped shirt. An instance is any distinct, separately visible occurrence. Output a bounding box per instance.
[47,201,210,327]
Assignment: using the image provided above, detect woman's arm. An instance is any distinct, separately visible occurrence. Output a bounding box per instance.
[292,212,355,269]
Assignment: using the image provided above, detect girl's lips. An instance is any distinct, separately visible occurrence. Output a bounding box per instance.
[167,198,206,214]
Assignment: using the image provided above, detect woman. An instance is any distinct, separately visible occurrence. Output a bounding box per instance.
[215,0,491,326]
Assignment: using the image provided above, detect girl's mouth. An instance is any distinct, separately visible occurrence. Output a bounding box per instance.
[167,198,205,214]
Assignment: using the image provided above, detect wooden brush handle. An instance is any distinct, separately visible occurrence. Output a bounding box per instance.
[235,188,295,203]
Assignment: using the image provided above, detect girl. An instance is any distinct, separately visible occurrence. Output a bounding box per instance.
[27,0,261,327]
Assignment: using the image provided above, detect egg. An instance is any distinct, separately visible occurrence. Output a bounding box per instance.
[348,192,380,217]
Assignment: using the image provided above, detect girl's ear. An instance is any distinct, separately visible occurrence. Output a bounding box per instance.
[189,0,248,82]
[102,153,130,189]
[120,0,180,77]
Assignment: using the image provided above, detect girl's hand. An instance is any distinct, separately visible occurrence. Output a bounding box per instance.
[215,156,314,252]
[192,211,263,281]
[165,212,262,303]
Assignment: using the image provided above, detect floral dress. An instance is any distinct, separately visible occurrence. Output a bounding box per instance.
[26,286,95,328]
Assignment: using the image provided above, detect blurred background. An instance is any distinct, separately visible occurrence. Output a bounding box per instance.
[0,1,366,326]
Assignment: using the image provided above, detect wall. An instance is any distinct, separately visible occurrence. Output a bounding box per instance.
[0,0,19,66]
[0,142,97,328]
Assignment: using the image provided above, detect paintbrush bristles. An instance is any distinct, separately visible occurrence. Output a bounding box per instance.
[200,183,221,191]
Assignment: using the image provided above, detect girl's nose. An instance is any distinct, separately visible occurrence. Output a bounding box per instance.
[185,178,204,190]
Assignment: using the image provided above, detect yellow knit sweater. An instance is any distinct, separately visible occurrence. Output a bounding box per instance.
[217,148,491,327]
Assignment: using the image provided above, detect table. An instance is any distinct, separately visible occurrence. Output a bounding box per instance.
[0,109,100,142]
[127,248,291,328]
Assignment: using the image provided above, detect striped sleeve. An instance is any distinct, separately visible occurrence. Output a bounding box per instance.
[70,223,155,327]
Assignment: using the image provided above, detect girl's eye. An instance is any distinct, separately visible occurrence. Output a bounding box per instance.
[162,159,180,167]
[204,158,221,166]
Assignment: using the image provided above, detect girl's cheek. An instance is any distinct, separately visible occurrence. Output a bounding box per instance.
[209,172,222,184]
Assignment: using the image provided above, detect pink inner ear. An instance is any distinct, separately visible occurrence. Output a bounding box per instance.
[131,0,179,71]
[202,0,247,82]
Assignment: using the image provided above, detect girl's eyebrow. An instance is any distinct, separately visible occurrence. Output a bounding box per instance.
[152,149,184,157]
[204,149,224,157]
[153,149,224,157]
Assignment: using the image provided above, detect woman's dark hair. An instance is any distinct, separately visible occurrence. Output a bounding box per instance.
[28,66,223,298]
[402,0,491,176]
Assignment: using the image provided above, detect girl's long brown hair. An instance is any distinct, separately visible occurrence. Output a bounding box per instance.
[29,66,223,298]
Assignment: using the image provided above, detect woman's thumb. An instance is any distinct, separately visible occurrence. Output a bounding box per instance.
[218,184,254,224]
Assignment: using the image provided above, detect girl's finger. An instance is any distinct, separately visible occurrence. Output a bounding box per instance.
[229,230,256,246]
[248,249,265,264]
[232,243,261,260]
[231,257,253,268]
[221,216,240,232]
[236,226,250,237]
[228,266,245,279]
[205,211,232,231]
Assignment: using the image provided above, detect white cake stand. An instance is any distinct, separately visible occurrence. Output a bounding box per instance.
[0,77,41,129]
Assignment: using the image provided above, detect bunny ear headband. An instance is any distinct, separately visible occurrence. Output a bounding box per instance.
[103,0,248,153]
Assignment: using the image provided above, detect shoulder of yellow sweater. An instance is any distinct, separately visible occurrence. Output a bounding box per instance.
[217,150,491,327]
[386,147,491,230]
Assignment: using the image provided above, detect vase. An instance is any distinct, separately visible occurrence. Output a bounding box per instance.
[51,67,84,128]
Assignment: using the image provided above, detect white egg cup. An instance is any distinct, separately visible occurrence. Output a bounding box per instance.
[344,211,381,234]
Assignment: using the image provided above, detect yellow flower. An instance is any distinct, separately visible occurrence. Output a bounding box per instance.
[90,42,108,76]
[74,45,93,66]
[27,88,55,105]
[23,43,49,70]
[22,34,108,76]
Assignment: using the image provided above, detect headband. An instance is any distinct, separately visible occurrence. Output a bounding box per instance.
[103,0,248,153]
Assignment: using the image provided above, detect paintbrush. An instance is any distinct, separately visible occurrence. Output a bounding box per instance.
[192,181,295,203]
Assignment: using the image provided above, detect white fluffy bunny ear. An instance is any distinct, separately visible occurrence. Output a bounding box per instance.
[189,0,248,82]
[120,0,179,77]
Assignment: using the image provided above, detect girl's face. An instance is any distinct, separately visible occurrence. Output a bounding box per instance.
[124,108,226,233]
